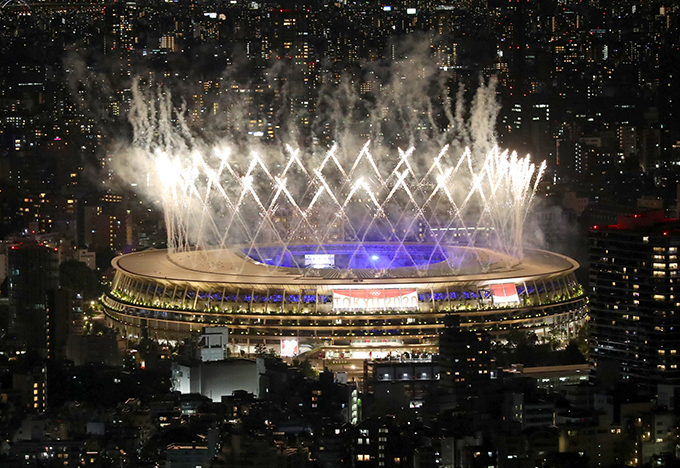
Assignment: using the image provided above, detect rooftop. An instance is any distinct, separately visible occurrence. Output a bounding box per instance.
[111,244,579,289]
[592,210,680,236]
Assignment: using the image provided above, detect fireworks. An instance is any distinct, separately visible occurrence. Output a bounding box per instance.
[127,77,546,276]
[153,140,545,276]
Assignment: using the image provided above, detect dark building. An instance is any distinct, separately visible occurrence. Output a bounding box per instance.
[7,242,59,356]
[45,289,69,361]
[439,315,491,395]
[352,415,404,468]
[12,363,47,413]
[46,288,85,361]
[589,210,680,392]
[311,371,359,425]
[363,357,440,416]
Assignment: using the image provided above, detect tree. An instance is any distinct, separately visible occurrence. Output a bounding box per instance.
[254,343,268,357]
[59,260,102,301]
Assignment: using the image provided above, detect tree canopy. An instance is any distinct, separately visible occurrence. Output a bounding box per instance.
[59,260,102,301]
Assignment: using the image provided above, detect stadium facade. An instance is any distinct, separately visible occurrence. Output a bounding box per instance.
[101,243,587,358]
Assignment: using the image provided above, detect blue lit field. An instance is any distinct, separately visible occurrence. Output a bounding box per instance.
[243,243,450,270]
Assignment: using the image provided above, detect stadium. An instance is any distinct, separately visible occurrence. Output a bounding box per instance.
[107,90,588,360]
[101,242,587,359]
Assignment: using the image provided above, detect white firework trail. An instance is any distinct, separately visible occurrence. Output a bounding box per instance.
[127,79,546,276]
[150,140,544,275]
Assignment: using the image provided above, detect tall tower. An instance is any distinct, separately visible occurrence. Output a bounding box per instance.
[8,243,59,356]
[439,315,490,398]
[265,7,317,138]
[589,211,680,393]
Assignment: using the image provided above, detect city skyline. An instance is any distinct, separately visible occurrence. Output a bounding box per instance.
[1,1,680,467]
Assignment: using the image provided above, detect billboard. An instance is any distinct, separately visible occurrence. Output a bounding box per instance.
[280,339,299,357]
[305,254,335,268]
[490,283,520,305]
[332,288,418,311]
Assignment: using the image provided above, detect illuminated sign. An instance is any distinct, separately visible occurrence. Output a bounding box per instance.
[382,5,392,11]
[332,289,418,311]
[305,254,335,268]
[280,339,299,357]
[406,8,416,14]
[490,283,520,305]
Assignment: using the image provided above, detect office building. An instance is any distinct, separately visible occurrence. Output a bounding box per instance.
[590,210,680,392]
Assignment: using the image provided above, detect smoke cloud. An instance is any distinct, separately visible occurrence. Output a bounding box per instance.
[107,36,545,275]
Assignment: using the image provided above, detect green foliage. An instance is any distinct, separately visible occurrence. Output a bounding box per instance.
[254,342,268,357]
[575,321,590,357]
[59,260,103,301]
[491,331,587,368]
[254,342,280,360]
[292,358,318,378]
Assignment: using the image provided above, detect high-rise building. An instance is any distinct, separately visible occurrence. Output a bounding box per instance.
[13,364,47,413]
[589,210,680,393]
[46,288,84,361]
[439,315,490,396]
[7,242,59,356]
